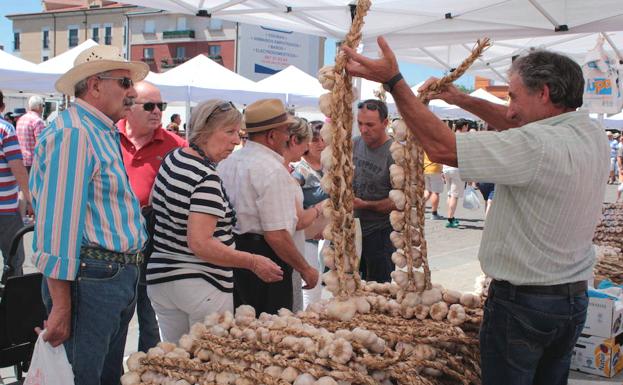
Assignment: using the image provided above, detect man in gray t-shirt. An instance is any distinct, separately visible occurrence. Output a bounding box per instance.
[353,99,396,283]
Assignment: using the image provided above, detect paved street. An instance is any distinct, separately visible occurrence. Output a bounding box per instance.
[2,185,622,383]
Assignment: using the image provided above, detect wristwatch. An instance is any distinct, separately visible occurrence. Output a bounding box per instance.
[383,72,403,93]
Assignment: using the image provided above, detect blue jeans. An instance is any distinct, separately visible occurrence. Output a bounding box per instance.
[480,281,588,385]
[42,257,139,385]
[359,227,395,283]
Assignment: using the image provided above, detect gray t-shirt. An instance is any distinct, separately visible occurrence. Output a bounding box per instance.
[353,136,394,236]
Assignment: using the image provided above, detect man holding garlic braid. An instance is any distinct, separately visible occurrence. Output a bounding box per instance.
[344,38,609,385]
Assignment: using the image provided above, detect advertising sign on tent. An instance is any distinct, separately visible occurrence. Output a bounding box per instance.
[237,24,323,81]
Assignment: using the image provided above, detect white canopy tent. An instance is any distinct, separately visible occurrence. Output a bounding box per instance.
[0,50,60,94]
[36,39,99,73]
[604,112,623,129]
[256,65,325,107]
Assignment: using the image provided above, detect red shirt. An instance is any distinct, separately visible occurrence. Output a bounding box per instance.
[118,119,187,207]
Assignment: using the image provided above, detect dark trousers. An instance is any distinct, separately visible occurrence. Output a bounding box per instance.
[359,226,395,283]
[135,206,160,351]
[480,281,588,385]
[233,233,293,314]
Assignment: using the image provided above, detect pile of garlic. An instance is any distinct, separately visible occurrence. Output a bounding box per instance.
[593,203,623,249]
[123,303,481,385]
[122,305,391,385]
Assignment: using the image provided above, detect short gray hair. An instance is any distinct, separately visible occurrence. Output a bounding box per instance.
[188,99,242,145]
[74,71,113,98]
[509,50,584,109]
[28,95,44,110]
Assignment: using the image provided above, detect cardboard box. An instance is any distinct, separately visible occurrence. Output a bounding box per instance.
[571,333,623,377]
[583,296,623,338]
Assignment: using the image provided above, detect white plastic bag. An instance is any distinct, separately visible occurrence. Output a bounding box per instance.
[463,186,481,210]
[582,36,623,114]
[25,331,75,385]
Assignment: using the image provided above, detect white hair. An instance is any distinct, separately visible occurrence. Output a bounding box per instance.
[28,95,44,111]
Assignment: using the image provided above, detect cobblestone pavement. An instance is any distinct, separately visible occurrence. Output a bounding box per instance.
[2,186,621,383]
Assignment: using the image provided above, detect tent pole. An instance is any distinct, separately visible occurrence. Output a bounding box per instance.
[418,47,452,71]
[601,33,623,63]
[526,0,564,30]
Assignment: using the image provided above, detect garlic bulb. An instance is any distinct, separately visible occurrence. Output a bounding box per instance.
[400,305,415,319]
[370,337,386,353]
[442,289,462,304]
[391,249,407,268]
[421,288,443,306]
[391,119,408,141]
[190,322,207,338]
[413,270,426,292]
[178,334,195,352]
[429,301,449,321]
[414,304,430,320]
[121,372,140,385]
[389,164,405,189]
[264,366,284,378]
[158,341,176,353]
[315,377,338,385]
[390,270,408,288]
[389,190,406,210]
[328,338,353,364]
[320,174,332,194]
[295,374,317,385]
[414,344,437,361]
[389,141,405,162]
[354,296,371,314]
[281,367,300,382]
[402,292,421,307]
[317,65,336,90]
[389,231,405,249]
[126,351,146,371]
[320,122,333,145]
[234,379,252,385]
[216,372,236,385]
[322,223,334,241]
[460,292,482,308]
[322,270,339,292]
[320,147,333,169]
[448,303,467,326]
[146,346,164,359]
[319,93,332,116]
[326,299,357,322]
[389,210,405,231]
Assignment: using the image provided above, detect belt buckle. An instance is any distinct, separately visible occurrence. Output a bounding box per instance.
[135,252,143,265]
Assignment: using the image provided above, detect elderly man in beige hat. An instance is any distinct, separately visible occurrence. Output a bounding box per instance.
[29,45,149,385]
[218,99,319,314]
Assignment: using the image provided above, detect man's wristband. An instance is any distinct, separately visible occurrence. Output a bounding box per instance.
[383,72,403,93]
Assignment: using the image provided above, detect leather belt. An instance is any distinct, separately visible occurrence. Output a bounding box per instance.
[235,233,264,242]
[492,279,587,296]
[80,246,143,265]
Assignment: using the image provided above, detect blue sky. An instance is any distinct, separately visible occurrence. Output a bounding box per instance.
[1,3,473,89]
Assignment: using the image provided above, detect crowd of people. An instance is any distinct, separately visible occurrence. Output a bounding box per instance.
[0,36,615,385]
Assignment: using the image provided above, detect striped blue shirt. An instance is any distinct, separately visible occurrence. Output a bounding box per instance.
[30,99,147,281]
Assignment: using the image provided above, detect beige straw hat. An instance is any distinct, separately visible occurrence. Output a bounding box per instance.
[55,45,149,96]
[244,99,296,133]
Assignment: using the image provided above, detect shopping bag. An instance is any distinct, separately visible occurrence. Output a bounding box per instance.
[582,36,623,114]
[24,331,75,385]
[463,186,481,210]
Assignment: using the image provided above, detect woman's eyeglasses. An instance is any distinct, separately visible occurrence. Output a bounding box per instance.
[206,101,236,123]
[136,102,168,112]
[97,76,133,89]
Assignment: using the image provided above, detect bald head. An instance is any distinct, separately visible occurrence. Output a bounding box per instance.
[126,81,166,139]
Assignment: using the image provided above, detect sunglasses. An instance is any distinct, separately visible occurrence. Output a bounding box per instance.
[357,100,388,120]
[206,101,236,123]
[136,102,168,112]
[97,76,133,89]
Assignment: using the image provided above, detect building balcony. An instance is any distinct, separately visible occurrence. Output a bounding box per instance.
[163,30,195,39]
[173,56,188,64]
[141,57,155,63]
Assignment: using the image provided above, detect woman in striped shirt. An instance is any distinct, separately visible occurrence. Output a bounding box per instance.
[147,100,283,343]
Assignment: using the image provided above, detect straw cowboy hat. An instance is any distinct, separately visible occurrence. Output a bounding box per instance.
[244,99,296,133]
[55,45,149,96]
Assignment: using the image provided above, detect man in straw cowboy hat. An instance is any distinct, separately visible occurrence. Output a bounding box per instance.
[30,45,149,384]
[218,99,319,314]
[344,38,608,385]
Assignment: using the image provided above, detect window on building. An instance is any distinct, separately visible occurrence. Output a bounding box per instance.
[68,28,79,47]
[176,17,187,30]
[42,56,49,62]
[144,19,155,34]
[13,32,20,51]
[208,18,223,31]
[104,25,112,45]
[175,46,186,59]
[208,45,221,57]
[143,47,154,59]
[42,29,49,49]
[92,26,99,43]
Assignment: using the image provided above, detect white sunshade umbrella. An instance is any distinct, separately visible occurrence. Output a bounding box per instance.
[256,65,325,107]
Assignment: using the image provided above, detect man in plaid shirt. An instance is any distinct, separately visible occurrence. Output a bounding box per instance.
[16,95,45,173]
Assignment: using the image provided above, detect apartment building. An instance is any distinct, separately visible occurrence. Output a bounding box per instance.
[127,10,237,72]
[7,0,139,63]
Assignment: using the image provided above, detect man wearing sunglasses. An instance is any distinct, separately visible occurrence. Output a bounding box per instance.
[30,45,150,385]
[118,81,186,353]
[344,38,609,385]
[353,99,396,283]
